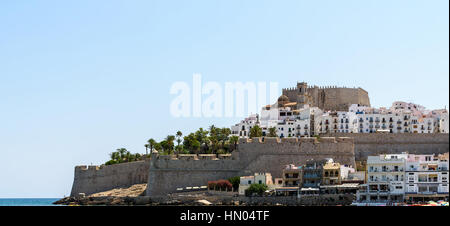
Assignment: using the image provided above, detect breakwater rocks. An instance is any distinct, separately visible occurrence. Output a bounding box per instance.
[54,191,355,206]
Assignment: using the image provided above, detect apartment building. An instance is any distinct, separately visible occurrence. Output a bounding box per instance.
[302,159,327,188]
[282,164,302,186]
[405,154,449,202]
[322,160,341,185]
[357,154,407,203]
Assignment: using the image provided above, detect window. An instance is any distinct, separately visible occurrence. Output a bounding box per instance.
[248,180,252,184]
[258,180,262,184]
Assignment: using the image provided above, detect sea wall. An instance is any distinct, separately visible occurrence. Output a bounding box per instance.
[70,160,149,196]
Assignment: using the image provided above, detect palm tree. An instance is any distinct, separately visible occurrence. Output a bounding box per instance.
[176,131,183,143]
[175,131,183,154]
[144,144,150,155]
[147,139,156,153]
[220,128,231,149]
[117,148,128,163]
[166,135,176,154]
[229,136,239,152]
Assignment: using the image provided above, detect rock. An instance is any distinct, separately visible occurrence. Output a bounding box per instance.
[77,193,86,198]
[196,199,212,205]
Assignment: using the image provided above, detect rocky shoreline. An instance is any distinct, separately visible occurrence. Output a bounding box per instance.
[55,183,354,206]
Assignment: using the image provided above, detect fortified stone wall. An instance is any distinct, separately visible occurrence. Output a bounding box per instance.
[329,133,449,160]
[282,85,370,111]
[70,134,449,197]
[146,137,355,196]
[318,87,370,111]
[70,160,149,196]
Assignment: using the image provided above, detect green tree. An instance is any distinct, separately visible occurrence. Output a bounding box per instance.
[165,135,176,154]
[229,136,239,152]
[209,125,219,153]
[220,128,231,149]
[249,125,263,138]
[228,176,240,191]
[245,184,268,196]
[176,131,183,146]
[154,142,162,152]
[105,148,142,165]
[147,138,157,153]
[159,140,169,154]
[183,133,201,153]
[268,127,277,137]
[144,144,149,155]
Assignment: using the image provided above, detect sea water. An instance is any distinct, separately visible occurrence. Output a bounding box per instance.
[0,198,60,206]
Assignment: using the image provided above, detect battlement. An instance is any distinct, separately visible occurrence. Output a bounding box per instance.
[152,153,234,161]
[75,165,88,171]
[283,85,362,91]
[238,137,352,144]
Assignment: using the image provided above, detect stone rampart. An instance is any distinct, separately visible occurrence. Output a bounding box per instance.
[70,134,448,197]
[146,137,355,196]
[329,133,449,160]
[70,159,149,196]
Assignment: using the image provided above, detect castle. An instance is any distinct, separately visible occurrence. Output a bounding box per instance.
[68,82,448,197]
[281,82,370,111]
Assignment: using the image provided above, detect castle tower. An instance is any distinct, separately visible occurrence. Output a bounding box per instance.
[297,82,307,95]
[296,82,313,109]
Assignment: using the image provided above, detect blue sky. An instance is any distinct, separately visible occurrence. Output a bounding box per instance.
[0,0,448,198]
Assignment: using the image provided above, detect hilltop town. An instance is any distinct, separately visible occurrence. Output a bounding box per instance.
[232,82,448,138]
[59,82,449,206]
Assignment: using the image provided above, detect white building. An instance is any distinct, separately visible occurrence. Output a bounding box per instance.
[357,154,408,203]
[405,154,449,201]
[231,114,259,138]
[439,113,449,133]
[231,101,448,138]
[238,173,274,195]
